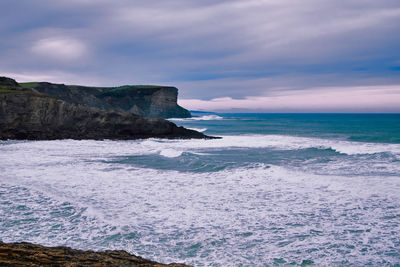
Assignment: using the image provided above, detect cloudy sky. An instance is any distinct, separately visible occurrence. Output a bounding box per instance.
[1,0,400,112]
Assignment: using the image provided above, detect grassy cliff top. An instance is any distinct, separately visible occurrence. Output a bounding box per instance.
[0,84,50,97]
[0,89,19,94]
[7,77,173,91]
[19,82,39,88]
[19,82,174,92]
[0,89,50,98]
[107,85,167,91]
[78,84,174,92]
[0,84,22,94]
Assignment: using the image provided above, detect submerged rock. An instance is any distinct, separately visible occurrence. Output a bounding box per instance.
[0,241,192,266]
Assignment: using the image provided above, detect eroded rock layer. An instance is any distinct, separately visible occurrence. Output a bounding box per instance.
[0,241,191,267]
[0,77,208,140]
[21,81,191,118]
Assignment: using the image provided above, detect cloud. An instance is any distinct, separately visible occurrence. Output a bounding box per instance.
[173,74,400,99]
[105,1,400,60]
[31,37,88,62]
[1,0,400,112]
[179,85,400,112]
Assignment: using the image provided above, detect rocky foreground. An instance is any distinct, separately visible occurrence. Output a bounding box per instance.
[0,77,212,140]
[0,241,191,267]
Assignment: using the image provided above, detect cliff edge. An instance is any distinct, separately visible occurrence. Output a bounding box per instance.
[0,77,208,140]
[20,81,191,118]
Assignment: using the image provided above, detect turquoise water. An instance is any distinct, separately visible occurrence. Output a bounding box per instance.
[182,113,400,143]
[1,113,400,266]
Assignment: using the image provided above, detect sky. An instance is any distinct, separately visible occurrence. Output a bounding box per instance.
[1,0,400,112]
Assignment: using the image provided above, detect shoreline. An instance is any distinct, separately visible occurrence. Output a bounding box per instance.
[0,241,191,267]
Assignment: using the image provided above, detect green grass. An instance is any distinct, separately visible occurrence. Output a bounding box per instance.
[0,89,23,94]
[0,89,50,98]
[19,82,168,91]
[19,82,39,88]
[129,85,165,88]
[0,87,46,97]
[107,85,165,92]
[0,85,18,92]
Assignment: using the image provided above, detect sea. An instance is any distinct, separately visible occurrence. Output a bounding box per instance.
[1,113,400,266]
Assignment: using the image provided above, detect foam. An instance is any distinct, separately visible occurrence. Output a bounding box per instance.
[136,135,400,156]
[1,139,400,266]
[190,115,223,120]
[159,149,183,158]
[187,127,207,132]
[168,115,224,121]
[1,136,399,175]
[1,156,399,266]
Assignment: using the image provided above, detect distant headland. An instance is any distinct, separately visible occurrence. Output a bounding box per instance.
[16,80,191,119]
[0,76,214,140]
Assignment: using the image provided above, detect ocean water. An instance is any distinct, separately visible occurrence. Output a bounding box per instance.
[1,113,400,266]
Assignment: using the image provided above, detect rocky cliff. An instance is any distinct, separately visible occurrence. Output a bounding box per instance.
[20,81,191,118]
[0,77,207,140]
[0,241,191,266]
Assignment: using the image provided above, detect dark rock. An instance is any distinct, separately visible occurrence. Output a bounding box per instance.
[0,77,19,87]
[0,76,217,140]
[0,91,210,140]
[23,82,191,118]
[0,241,192,266]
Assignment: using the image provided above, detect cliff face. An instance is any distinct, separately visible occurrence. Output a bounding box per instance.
[23,82,191,118]
[0,77,206,140]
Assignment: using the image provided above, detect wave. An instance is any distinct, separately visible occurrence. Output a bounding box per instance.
[140,134,400,159]
[1,135,399,162]
[1,158,400,266]
[140,135,400,156]
[159,149,183,158]
[187,127,207,132]
[191,115,224,120]
[168,115,224,121]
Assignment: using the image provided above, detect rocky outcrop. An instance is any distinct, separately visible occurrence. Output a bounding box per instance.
[0,91,206,140]
[0,77,210,140]
[0,76,19,87]
[0,241,191,267]
[22,82,191,118]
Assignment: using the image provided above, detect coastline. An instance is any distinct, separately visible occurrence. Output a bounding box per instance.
[1,115,399,265]
[0,77,214,141]
[0,241,191,267]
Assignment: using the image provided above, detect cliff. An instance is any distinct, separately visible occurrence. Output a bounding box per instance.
[0,77,208,140]
[20,82,191,118]
[0,241,191,266]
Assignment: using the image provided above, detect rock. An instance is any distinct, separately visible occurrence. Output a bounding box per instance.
[96,85,191,118]
[0,77,19,87]
[0,241,192,266]
[0,91,209,140]
[21,81,191,118]
[0,77,215,140]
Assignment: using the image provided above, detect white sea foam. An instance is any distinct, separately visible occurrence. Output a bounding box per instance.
[168,115,224,121]
[1,146,399,265]
[191,115,223,120]
[159,149,183,158]
[1,139,400,266]
[0,135,399,166]
[187,127,207,132]
[136,135,400,156]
